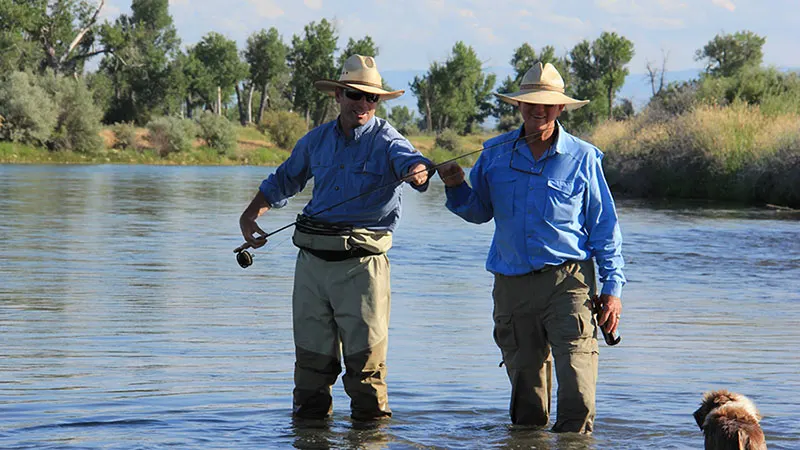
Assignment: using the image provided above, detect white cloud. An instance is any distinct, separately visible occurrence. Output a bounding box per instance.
[711,0,736,11]
[458,9,476,18]
[475,26,500,44]
[541,13,586,30]
[304,0,323,10]
[247,0,284,18]
[168,0,189,5]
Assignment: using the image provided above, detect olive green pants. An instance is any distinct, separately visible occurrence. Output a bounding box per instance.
[492,259,599,433]
[291,249,392,421]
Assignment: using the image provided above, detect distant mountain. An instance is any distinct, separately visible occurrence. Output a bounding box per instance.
[379,67,703,119]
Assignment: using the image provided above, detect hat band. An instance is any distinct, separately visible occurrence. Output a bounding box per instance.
[340,79,384,89]
[519,83,565,93]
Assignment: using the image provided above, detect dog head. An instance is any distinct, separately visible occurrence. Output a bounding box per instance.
[693,390,761,430]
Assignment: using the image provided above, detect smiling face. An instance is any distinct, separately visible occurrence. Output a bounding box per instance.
[335,87,379,133]
[519,102,565,137]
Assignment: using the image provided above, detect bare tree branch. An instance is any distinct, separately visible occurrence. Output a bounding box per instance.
[59,0,105,66]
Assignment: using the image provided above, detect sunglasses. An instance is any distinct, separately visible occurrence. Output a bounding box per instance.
[343,89,380,103]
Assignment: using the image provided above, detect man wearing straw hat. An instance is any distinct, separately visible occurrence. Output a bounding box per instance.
[438,62,625,433]
[239,54,432,422]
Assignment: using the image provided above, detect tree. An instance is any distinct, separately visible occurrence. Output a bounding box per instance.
[98,0,181,123]
[646,50,669,97]
[410,41,495,133]
[695,30,766,77]
[192,32,248,116]
[244,28,288,125]
[569,32,634,127]
[388,105,416,134]
[1,0,107,75]
[593,32,635,120]
[337,36,378,69]
[287,19,338,126]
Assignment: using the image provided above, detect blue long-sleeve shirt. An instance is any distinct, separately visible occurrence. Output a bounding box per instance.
[260,116,431,231]
[445,124,626,297]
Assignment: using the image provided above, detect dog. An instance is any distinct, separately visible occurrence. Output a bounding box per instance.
[693,390,767,450]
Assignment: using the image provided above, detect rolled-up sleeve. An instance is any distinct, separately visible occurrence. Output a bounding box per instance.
[387,139,433,192]
[259,135,311,208]
[445,152,494,224]
[584,152,626,297]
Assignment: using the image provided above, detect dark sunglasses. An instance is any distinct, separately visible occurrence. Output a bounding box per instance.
[343,89,380,103]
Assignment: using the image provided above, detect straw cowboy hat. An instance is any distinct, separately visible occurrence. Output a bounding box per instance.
[314,54,404,101]
[494,62,589,110]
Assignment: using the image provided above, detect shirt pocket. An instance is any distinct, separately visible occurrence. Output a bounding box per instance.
[545,178,586,224]
[352,159,387,208]
[488,173,516,220]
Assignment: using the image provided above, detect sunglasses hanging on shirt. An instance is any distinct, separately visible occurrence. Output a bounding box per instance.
[343,89,380,103]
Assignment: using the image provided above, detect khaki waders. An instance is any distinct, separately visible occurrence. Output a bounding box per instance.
[290,228,393,421]
[492,259,599,433]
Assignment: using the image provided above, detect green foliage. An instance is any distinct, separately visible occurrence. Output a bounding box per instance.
[337,37,379,69]
[98,0,181,124]
[497,114,522,132]
[192,32,248,114]
[411,42,495,134]
[434,128,461,152]
[146,116,197,156]
[388,106,417,135]
[112,122,137,150]
[0,72,58,146]
[288,19,338,126]
[42,75,104,153]
[696,30,766,77]
[258,110,308,149]
[196,111,236,154]
[245,28,289,123]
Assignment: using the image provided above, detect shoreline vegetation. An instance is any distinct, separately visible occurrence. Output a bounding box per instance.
[2,103,798,209]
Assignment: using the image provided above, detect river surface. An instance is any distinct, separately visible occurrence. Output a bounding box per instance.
[1,164,798,449]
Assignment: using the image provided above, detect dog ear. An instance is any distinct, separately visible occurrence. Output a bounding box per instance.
[693,407,706,430]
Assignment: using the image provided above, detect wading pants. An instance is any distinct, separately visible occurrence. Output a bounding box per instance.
[492,259,599,433]
[291,249,392,421]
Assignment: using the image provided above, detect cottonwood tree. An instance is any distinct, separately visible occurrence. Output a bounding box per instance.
[244,28,288,125]
[0,0,106,75]
[98,0,181,123]
[411,41,495,133]
[191,32,248,116]
[288,19,338,126]
[695,30,766,77]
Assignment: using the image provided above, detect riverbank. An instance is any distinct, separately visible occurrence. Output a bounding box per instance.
[2,105,798,208]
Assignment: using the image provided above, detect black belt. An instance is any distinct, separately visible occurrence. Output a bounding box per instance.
[301,246,382,262]
[531,260,572,274]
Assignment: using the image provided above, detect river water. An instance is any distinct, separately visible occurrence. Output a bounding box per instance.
[1,164,798,449]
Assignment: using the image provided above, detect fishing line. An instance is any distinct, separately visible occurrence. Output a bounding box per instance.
[234,126,549,267]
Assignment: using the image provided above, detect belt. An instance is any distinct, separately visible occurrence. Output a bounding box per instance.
[531,260,571,274]
[301,246,382,262]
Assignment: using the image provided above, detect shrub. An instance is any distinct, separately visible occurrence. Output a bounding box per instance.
[497,114,522,132]
[112,122,137,150]
[258,110,307,149]
[146,116,197,156]
[0,72,58,146]
[434,128,460,153]
[42,76,103,153]
[196,111,236,154]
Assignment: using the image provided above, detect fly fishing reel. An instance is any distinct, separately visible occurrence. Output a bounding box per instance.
[236,249,254,268]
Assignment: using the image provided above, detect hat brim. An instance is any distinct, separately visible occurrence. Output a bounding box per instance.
[494,90,589,111]
[314,80,404,101]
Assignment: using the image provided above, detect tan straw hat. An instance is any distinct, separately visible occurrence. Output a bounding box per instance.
[494,62,589,110]
[314,54,404,101]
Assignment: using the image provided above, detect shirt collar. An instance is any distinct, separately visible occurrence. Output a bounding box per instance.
[514,121,563,163]
[336,116,377,142]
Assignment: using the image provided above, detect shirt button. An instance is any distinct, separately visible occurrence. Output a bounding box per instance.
[335,186,340,191]
[339,164,344,169]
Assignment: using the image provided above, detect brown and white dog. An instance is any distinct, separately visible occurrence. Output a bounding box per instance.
[693,390,767,450]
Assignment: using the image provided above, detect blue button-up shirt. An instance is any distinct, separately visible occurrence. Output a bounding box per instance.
[260,116,431,231]
[445,124,626,297]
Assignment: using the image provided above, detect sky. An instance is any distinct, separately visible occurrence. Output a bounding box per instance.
[97,0,800,75]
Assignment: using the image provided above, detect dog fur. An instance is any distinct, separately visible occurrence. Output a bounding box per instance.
[693,390,767,450]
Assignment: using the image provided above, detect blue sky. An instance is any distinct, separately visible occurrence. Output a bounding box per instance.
[98,0,800,74]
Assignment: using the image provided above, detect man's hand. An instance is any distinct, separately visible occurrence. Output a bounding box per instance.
[596,294,622,335]
[239,191,270,249]
[437,161,465,187]
[403,163,430,186]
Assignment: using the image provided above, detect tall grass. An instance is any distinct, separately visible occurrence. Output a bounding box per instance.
[592,102,800,207]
